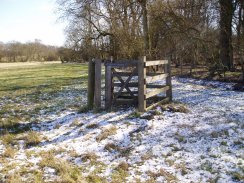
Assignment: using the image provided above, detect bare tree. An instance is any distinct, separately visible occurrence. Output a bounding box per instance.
[219,0,234,71]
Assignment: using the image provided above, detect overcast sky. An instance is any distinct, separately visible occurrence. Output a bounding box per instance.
[0,0,66,46]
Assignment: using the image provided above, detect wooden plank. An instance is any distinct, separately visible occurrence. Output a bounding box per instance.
[105,62,137,67]
[117,95,138,99]
[113,82,138,87]
[147,84,167,89]
[94,59,101,109]
[116,98,137,105]
[113,71,162,77]
[105,65,112,110]
[87,60,95,109]
[114,91,138,96]
[165,60,172,101]
[148,95,167,101]
[145,60,168,67]
[147,72,164,76]
[145,86,170,99]
[112,71,138,77]
[138,56,147,112]
[114,83,166,89]
[146,97,170,111]
[146,73,168,83]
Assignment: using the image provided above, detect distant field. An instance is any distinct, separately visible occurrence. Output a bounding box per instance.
[0,62,87,96]
[0,62,88,128]
[0,61,62,68]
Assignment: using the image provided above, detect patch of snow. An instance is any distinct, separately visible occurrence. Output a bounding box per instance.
[0,77,243,182]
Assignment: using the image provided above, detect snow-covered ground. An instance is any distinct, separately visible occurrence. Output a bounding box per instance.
[0,78,243,182]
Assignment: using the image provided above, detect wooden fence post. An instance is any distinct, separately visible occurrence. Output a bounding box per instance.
[94,59,102,109]
[88,59,95,109]
[180,58,183,75]
[138,56,147,112]
[105,65,112,110]
[166,59,172,101]
[110,56,114,62]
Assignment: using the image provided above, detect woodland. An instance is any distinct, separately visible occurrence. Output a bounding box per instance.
[56,0,244,80]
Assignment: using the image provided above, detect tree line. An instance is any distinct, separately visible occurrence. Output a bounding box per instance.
[0,39,83,63]
[0,39,61,62]
[57,0,244,78]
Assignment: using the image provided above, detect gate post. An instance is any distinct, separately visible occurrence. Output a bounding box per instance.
[88,59,95,109]
[138,56,147,112]
[105,65,112,110]
[94,59,102,109]
[166,59,172,101]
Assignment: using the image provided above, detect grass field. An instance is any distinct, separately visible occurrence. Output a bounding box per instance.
[0,63,88,130]
[0,62,243,182]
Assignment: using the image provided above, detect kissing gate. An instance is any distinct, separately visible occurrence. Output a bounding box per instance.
[87,56,172,112]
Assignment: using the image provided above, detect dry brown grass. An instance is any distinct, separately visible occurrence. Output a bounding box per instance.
[96,126,117,142]
[86,123,99,129]
[160,103,190,113]
[86,174,105,183]
[70,119,84,127]
[1,133,15,146]
[39,150,84,183]
[69,150,80,158]
[116,161,129,171]
[104,143,119,152]
[2,146,17,158]
[147,168,177,182]
[175,163,188,176]
[111,161,129,183]
[81,152,98,162]
[5,173,23,183]
[119,147,133,157]
[141,151,154,161]
[24,131,42,147]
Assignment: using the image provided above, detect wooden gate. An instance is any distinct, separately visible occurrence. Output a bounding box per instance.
[105,60,138,109]
[87,56,172,112]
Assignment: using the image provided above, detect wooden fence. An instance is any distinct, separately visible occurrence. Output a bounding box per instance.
[105,60,138,110]
[87,56,172,112]
[138,56,172,112]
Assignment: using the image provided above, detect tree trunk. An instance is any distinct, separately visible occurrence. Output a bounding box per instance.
[237,2,242,54]
[219,0,234,71]
[236,0,244,81]
[140,0,150,55]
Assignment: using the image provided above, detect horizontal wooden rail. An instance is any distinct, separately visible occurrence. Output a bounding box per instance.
[116,95,138,99]
[145,60,168,67]
[116,98,137,105]
[147,73,164,76]
[114,82,138,87]
[146,73,168,83]
[146,86,170,99]
[105,62,137,68]
[112,72,138,77]
[146,97,170,111]
[114,91,138,96]
[147,84,167,89]
[114,83,168,89]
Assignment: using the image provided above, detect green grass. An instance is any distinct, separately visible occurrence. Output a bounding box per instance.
[0,63,88,96]
[0,63,88,131]
[39,150,84,182]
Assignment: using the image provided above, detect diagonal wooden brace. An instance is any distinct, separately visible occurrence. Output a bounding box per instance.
[112,68,137,102]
